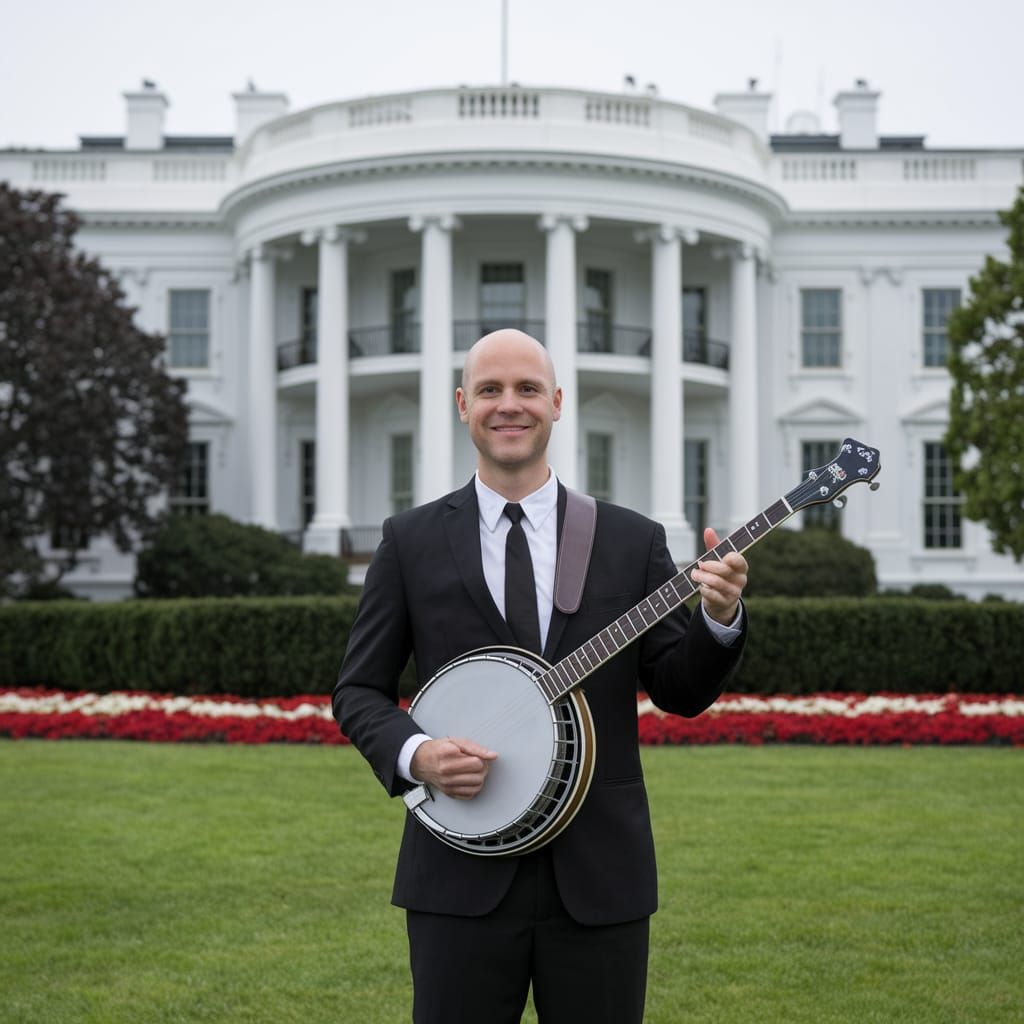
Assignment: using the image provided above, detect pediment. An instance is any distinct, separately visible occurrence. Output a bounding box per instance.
[581,391,630,419]
[900,397,949,426]
[777,398,862,426]
[186,396,233,425]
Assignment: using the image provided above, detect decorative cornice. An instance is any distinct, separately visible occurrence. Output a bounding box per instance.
[80,210,223,229]
[784,209,1002,229]
[217,149,789,223]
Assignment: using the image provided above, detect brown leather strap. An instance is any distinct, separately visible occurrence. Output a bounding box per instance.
[554,488,597,614]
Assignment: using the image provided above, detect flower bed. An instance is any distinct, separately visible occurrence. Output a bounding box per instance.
[2,688,1022,746]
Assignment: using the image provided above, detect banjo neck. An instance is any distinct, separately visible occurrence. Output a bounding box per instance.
[535,438,881,706]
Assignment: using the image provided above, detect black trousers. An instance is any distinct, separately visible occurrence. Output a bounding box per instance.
[406,848,649,1024]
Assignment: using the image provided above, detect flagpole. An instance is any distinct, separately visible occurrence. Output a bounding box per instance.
[501,0,509,86]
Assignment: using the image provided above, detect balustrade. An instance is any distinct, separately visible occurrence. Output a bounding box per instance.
[276,321,729,368]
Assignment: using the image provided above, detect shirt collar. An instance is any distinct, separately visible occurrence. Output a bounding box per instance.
[475,470,559,534]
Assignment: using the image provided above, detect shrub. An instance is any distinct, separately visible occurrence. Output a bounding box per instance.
[742,527,876,598]
[2,596,1022,699]
[906,583,966,601]
[134,514,351,598]
[731,598,1024,694]
[0,597,359,697]
[17,579,83,601]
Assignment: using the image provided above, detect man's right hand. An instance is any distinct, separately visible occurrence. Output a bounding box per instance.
[410,737,498,800]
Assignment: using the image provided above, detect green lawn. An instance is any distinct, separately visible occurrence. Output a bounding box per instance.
[1,741,1021,1023]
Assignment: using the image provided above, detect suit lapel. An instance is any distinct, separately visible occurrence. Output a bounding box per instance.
[444,479,517,647]
[543,484,570,661]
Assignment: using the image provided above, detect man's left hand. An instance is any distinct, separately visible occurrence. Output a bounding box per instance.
[693,527,748,626]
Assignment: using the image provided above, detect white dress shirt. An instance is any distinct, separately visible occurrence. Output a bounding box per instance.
[396,470,743,782]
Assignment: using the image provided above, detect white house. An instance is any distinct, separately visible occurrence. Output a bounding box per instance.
[3,79,1022,599]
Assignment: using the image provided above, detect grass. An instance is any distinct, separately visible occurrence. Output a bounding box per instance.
[1,741,1021,1023]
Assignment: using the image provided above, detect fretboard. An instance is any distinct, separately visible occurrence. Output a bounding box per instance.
[535,494,797,705]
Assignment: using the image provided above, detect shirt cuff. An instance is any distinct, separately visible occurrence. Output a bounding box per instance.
[397,732,433,784]
[701,602,744,646]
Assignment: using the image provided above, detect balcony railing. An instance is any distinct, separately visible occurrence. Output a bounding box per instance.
[453,319,547,350]
[578,322,729,368]
[348,323,421,358]
[277,335,317,370]
[684,330,730,370]
[278,323,729,369]
[577,321,650,356]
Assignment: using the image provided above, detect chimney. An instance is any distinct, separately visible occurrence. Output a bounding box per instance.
[233,83,289,147]
[834,80,880,149]
[713,79,772,143]
[124,81,168,150]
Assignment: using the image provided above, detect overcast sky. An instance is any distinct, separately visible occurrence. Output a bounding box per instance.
[4,0,1023,150]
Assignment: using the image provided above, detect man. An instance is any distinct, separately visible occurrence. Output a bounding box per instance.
[333,329,748,1023]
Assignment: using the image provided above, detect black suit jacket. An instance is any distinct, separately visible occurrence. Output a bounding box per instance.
[333,478,746,926]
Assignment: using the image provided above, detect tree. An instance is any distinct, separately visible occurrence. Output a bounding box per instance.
[0,183,188,596]
[945,186,1024,562]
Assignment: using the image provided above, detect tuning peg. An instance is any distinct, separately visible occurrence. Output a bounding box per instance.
[832,495,848,510]
[869,482,880,491]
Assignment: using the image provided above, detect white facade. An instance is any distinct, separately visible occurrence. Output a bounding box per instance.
[4,81,1022,599]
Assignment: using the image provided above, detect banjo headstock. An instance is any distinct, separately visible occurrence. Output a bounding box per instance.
[785,438,881,513]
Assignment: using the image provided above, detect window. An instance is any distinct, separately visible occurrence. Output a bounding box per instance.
[301,287,318,363]
[923,442,962,549]
[390,269,418,353]
[50,519,89,552]
[800,289,842,368]
[682,287,707,362]
[391,434,414,514]
[170,442,210,516]
[586,433,613,502]
[801,440,842,530]
[168,289,210,369]
[582,269,613,352]
[684,440,708,537]
[301,440,315,527]
[922,288,960,368]
[480,263,525,332]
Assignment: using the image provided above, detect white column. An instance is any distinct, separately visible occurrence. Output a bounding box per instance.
[302,226,364,555]
[728,244,760,529]
[539,213,587,488]
[648,225,695,560]
[411,214,457,502]
[247,244,278,530]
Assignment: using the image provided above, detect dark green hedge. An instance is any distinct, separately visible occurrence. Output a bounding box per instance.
[1,596,1021,697]
[732,598,1023,694]
[0,597,359,698]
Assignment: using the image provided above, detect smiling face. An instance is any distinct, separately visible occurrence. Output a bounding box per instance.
[455,329,562,497]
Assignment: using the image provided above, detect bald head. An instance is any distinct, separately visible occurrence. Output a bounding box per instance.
[461,329,557,394]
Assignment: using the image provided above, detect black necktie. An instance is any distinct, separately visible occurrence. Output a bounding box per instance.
[504,503,542,654]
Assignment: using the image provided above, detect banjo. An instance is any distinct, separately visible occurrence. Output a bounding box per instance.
[403,438,881,857]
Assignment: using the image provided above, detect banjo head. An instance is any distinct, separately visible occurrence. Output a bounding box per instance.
[407,648,594,854]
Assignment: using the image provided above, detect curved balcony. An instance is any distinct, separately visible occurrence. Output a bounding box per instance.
[230,86,776,217]
[276,323,730,371]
